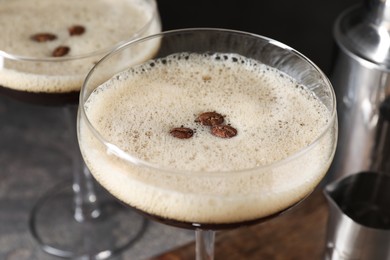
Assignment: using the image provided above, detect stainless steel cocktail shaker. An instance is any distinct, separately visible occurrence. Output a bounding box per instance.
[330,0,390,180]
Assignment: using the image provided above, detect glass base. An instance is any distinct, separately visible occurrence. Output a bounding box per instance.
[29,179,148,259]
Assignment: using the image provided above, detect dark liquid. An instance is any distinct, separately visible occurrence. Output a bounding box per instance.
[343,202,390,229]
[0,85,79,106]
[136,202,298,230]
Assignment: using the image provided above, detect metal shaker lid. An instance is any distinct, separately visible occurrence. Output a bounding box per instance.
[334,0,390,68]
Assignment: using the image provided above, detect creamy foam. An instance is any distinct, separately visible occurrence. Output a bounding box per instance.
[79,53,336,224]
[0,0,160,93]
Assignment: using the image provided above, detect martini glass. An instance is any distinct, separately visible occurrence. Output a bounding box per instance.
[0,0,161,258]
[78,28,338,259]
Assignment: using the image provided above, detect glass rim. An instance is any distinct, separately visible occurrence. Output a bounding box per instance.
[79,27,337,176]
[0,0,159,62]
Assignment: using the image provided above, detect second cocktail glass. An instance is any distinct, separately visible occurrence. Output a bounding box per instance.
[78,29,338,259]
[0,0,161,258]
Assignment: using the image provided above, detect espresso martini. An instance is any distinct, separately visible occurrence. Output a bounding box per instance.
[79,52,336,228]
[0,0,160,105]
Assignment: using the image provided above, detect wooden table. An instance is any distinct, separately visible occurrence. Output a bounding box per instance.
[150,189,329,260]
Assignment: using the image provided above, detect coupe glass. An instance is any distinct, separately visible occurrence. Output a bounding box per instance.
[0,0,161,258]
[78,28,338,259]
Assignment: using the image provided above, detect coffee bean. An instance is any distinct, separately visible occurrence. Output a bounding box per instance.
[68,25,86,36]
[211,125,237,138]
[170,127,194,139]
[30,33,57,42]
[52,46,70,57]
[196,112,224,126]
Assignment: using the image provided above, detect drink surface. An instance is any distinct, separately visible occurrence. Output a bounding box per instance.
[0,0,160,95]
[79,52,335,225]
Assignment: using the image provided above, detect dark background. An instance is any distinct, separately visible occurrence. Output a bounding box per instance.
[157,0,358,75]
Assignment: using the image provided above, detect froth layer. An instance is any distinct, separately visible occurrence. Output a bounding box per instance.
[79,52,336,224]
[0,0,160,93]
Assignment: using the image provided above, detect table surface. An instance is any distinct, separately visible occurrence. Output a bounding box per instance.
[149,189,329,260]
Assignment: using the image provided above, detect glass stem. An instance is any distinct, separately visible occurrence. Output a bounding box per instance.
[65,105,101,223]
[195,229,215,260]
